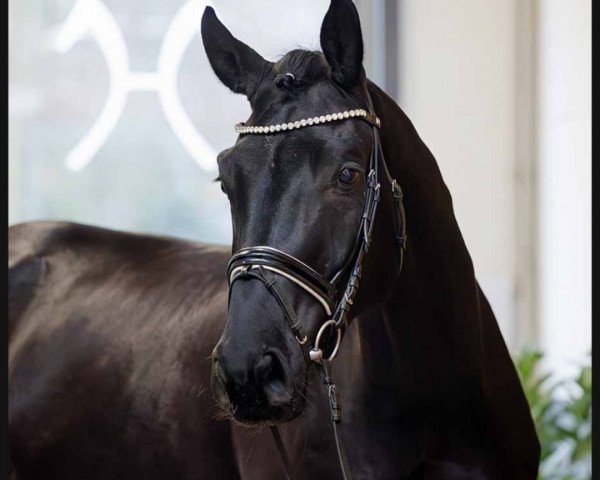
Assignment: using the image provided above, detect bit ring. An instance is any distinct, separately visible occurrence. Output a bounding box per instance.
[309,319,342,362]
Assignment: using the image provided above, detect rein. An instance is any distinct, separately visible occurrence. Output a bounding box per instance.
[226,89,407,480]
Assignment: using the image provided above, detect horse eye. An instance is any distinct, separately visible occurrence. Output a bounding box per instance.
[338,168,360,185]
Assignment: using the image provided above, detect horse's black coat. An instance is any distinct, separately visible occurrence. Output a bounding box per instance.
[8,0,540,478]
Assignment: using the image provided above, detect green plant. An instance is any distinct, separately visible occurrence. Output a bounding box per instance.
[515,347,591,480]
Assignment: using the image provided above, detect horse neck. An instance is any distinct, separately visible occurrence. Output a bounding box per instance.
[330,85,540,476]
[348,83,486,408]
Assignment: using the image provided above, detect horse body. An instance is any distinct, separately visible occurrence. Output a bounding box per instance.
[8,82,539,480]
[8,222,239,479]
[9,0,540,477]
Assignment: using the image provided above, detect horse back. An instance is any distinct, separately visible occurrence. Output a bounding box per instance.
[8,221,230,343]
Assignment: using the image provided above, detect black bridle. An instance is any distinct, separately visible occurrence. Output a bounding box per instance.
[226,91,407,480]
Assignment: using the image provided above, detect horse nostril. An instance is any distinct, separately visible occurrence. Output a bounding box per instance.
[254,352,292,406]
[255,354,274,382]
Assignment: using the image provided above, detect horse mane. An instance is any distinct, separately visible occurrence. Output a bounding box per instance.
[366,81,541,477]
[273,49,329,84]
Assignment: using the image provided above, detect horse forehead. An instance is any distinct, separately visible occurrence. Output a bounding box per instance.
[229,131,320,171]
[241,118,366,157]
[223,100,371,181]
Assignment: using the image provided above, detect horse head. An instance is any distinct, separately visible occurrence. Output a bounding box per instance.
[202,0,403,425]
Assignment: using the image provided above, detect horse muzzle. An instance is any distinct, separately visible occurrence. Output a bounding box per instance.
[211,341,306,424]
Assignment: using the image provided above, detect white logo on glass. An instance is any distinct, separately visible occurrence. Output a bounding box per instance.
[55,0,217,172]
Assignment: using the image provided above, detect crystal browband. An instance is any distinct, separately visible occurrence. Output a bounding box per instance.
[234,108,381,134]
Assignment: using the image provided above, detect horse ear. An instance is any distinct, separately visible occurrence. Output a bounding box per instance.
[201,7,271,97]
[320,0,364,89]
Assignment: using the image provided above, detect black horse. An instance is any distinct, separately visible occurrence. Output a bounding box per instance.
[8,1,540,478]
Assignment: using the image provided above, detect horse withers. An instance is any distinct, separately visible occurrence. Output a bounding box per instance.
[8,0,540,478]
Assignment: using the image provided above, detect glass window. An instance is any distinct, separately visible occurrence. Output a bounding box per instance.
[10,0,369,244]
